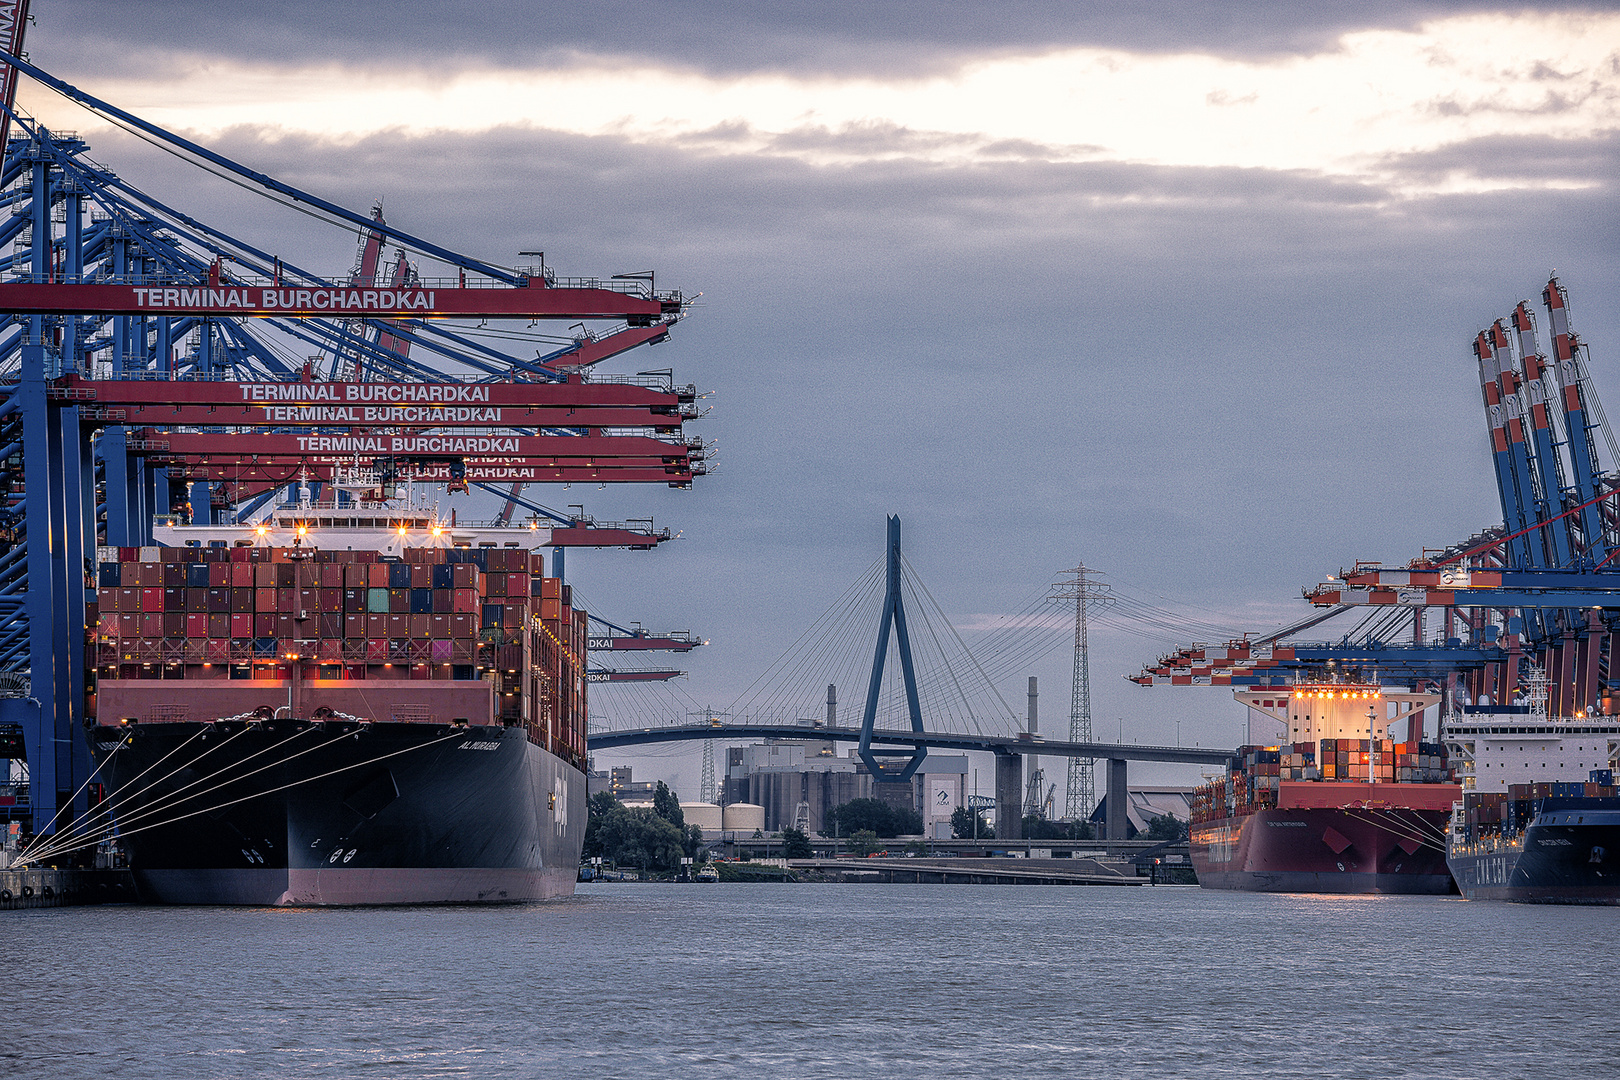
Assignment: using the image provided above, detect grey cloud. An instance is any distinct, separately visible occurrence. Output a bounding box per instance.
[1379,130,1620,186]
[35,1,1593,81]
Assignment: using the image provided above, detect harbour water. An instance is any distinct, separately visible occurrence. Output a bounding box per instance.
[7,883,1617,1078]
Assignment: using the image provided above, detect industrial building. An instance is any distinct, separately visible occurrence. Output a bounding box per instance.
[723,739,967,837]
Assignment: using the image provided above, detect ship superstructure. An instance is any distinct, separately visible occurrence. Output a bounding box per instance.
[1188,684,1460,893]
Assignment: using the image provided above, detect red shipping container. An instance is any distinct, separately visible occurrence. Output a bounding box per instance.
[276,614,295,638]
[410,614,430,639]
[452,589,478,613]
[229,545,250,564]
[140,612,163,637]
[163,613,185,637]
[139,587,161,612]
[366,639,388,661]
[368,564,389,588]
[186,613,208,637]
[319,588,342,611]
[254,613,275,637]
[387,613,409,637]
[205,639,228,660]
[452,564,479,588]
[207,613,229,638]
[231,587,253,612]
[410,564,432,588]
[254,564,276,587]
[139,562,161,586]
[207,563,229,587]
[450,613,475,637]
[345,614,366,638]
[367,613,387,638]
[430,614,450,637]
[320,564,343,588]
[230,563,254,588]
[231,613,252,638]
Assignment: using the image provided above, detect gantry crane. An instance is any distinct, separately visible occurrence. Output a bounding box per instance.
[1137,278,1620,720]
[0,48,711,840]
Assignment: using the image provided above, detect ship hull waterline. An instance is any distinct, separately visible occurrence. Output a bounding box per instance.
[1448,814,1620,905]
[88,720,586,906]
[1191,805,1455,895]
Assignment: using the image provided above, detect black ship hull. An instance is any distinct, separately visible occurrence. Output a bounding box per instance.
[1448,808,1620,904]
[88,720,585,906]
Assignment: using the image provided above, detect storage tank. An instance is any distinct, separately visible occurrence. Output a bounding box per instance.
[721,802,765,833]
[681,802,723,834]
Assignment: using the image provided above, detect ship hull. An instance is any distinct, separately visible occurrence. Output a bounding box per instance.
[1448,812,1620,905]
[89,721,585,906]
[1190,806,1454,894]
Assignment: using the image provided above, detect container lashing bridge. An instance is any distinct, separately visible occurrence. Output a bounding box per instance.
[0,41,708,841]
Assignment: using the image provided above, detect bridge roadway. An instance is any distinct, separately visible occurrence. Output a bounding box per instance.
[587,722,1234,843]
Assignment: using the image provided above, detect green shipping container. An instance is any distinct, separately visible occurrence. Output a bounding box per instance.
[368,587,390,613]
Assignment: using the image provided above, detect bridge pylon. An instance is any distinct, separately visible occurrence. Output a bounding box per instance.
[858,516,928,782]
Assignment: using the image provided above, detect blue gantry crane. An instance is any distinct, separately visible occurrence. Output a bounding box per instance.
[0,44,707,844]
[1139,278,1620,720]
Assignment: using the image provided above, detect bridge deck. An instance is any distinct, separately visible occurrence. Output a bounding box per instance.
[588,721,1232,765]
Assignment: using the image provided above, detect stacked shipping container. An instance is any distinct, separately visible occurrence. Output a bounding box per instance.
[1459,774,1619,840]
[87,543,588,768]
[1191,741,1457,825]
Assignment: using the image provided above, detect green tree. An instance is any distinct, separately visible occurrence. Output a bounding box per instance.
[583,790,621,858]
[596,805,688,872]
[652,780,685,830]
[1143,813,1187,842]
[781,827,812,859]
[1022,816,1093,841]
[685,824,707,860]
[950,806,993,840]
[892,807,924,835]
[823,797,922,838]
[847,829,883,856]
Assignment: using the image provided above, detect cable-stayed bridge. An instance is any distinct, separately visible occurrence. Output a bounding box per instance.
[586,518,1240,839]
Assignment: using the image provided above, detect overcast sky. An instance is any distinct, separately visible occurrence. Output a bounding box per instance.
[23,3,1620,801]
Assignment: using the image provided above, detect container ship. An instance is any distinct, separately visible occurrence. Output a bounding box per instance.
[82,510,588,905]
[1188,684,1460,893]
[1444,669,1620,903]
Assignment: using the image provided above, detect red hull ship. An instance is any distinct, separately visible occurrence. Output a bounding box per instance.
[1188,686,1460,894]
